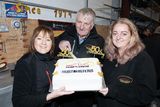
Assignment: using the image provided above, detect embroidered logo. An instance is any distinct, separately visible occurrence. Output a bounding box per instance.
[117,75,133,84]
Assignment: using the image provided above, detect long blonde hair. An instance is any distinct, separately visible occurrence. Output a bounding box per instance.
[104,18,145,64]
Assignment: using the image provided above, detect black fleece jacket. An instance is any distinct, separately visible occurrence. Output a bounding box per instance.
[12,52,56,107]
[97,51,157,107]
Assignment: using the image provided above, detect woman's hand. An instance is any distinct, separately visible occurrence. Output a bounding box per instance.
[99,87,109,96]
[46,87,74,101]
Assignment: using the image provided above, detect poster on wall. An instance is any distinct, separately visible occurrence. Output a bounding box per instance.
[5,3,28,18]
[39,20,73,37]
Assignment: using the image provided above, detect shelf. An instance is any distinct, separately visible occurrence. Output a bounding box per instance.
[130,6,160,24]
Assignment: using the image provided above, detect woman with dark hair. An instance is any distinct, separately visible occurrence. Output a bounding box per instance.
[97,18,156,107]
[12,25,74,107]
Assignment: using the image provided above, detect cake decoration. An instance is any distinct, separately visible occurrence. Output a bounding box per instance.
[57,50,76,58]
[86,45,105,58]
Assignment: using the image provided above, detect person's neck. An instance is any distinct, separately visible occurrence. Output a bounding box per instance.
[79,35,86,39]
[118,48,125,57]
[78,33,90,39]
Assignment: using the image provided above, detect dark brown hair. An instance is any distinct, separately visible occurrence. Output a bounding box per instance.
[29,25,55,55]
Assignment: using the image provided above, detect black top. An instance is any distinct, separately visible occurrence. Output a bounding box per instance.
[54,25,105,61]
[12,52,56,107]
[97,51,157,107]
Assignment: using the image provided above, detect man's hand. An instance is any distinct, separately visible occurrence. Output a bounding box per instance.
[59,40,71,51]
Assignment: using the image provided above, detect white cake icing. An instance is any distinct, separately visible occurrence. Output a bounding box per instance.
[52,58,104,91]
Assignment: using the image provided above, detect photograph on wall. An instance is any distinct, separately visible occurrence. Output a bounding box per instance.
[38,20,73,37]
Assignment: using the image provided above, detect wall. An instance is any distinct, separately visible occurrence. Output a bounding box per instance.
[7,0,119,25]
[88,0,120,25]
[0,18,38,64]
[20,0,87,11]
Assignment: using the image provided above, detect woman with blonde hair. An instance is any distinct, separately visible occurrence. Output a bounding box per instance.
[97,18,156,107]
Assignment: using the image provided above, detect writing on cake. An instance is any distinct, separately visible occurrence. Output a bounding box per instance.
[66,62,91,68]
[62,69,93,73]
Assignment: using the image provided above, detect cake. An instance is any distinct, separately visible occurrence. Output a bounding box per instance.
[51,58,104,91]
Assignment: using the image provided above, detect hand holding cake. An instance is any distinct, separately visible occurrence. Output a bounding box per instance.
[98,87,109,96]
[46,86,74,101]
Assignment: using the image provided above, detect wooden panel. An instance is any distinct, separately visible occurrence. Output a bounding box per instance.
[96,25,110,39]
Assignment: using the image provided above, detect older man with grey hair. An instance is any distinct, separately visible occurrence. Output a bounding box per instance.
[54,8,105,107]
